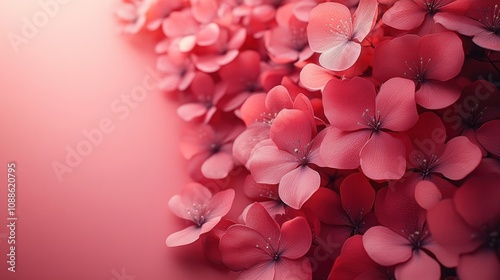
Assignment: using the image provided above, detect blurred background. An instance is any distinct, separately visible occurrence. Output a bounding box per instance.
[0,1,235,279]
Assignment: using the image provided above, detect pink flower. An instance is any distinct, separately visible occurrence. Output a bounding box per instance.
[405,112,482,182]
[427,172,500,280]
[320,77,418,180]
[177,72,226,123]
[382,0,470,35]
[307,0,378,71]
[156,49,196,92]
[434,0,500,51]
[219,202,312,280]
[166,183,235,247]
[372,32,464,109]
[248,108,325,209]
[363,185,459,280]
[115,0,154,34]
[264,3,313,64]
[180,120,244,180]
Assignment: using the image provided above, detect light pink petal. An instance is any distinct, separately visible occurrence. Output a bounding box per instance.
[322,77,376,130]
[352,0,378,41]
[307,2,352,52]
[168,182,212,220]
[319,41,362,71]
[426,199,482,254]
[376,77,418,132]
[320,127,370,169]
[196,23,220,46]
[248,145,299,184]
[340,172,375,222]
[270,109,314,154]
[279,166,321,209]
[232,124,270,166]
[178,35,196,52]
[434,12,485,36]
[220,225,272,270]
[416,80,461,109]
[473,30,500,51]
[159,75,181,92]
[265,85,293,113]
[360,132,406,180]
[279,217,313,259]
[382,0,426,30]
[245,203,281,248]
[166,218,220,247]
[433,136,481,180]
[395,251,441,280]
[414,180,442,210]
[458,248,500,280]
[274,258,312,280]
[205,188,235,220]
[477,120,500,156]
[299,63,336,91]
[238,262,276,280]
[363,226,412,266]
[419,32,464,81]
[201,152,234,179]
[192,0,217,23]
[177,103,208,121]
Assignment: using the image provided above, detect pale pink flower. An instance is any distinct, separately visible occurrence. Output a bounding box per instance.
[307,0,378,71]
[166,183,235,247]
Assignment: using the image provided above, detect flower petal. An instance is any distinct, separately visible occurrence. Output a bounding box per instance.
[352,0,378,41]
[382,0,426,30]
[360,132,406,180]
[320,127,370,169]
[414,180,442,210]
[477,120,500,156]
[416,80,461,109]
[376,77,418,132]
[274,258,312,280]
[220,225,272,270]
[433,136,481,180]
[270,109,314,155]
[419,32,464,81]
[201,152,234,179]
[248,144,299,184]
[205,188,235,220]
[458,248,500,280]
[279,217,313,259]
[363,226,412,266]
[395,251,441,280]
[340,173,375,223]
[323,77,376,130]
[279,166,321,209]
[307,2,352,52]
[319,41,362,71]
[166,218,220,247]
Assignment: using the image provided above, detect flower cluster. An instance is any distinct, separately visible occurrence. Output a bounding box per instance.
[117,0,500,279]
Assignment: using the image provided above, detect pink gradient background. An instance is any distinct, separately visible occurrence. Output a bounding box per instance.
[0,1,237,279]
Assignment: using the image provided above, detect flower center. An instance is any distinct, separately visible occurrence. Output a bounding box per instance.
[210,143,221,154]
[487,228,499,249]
[358,108,382,132]
[327,17,353,40]
[407,229,430,250]
[187,203,207,227]
[464,105,486,129]
[412,154,439,179]
[479,4,500,33]
[424,0,444,14]
[293,142,312,165]
[403,57,432,87]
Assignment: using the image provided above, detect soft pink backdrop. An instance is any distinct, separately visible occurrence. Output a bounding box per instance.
[0,1,237,279]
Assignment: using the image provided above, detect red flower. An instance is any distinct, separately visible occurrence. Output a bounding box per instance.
[220,203,312,280]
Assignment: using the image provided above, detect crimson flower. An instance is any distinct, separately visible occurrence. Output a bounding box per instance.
[372,32,464,109]
[220,203,312,280]
[427,172,500,280]
[435,0,500,51]
[320,77,418,180]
